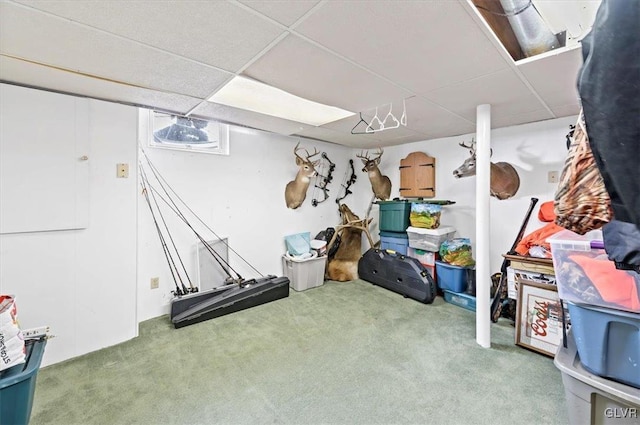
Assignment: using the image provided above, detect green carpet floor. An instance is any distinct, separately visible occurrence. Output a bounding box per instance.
[30,280,568,425]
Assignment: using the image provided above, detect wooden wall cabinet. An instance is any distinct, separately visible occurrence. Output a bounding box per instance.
[399,152,436,198]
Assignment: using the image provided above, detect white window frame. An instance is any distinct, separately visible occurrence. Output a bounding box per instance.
[145,109,229,156]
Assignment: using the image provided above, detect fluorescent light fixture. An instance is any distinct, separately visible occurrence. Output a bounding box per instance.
[208,76,355,126]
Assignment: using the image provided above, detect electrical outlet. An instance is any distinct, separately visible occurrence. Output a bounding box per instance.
[150,277,160,289]
[117,163,129,178]
[548,171,559,183]
[22,326,50,339]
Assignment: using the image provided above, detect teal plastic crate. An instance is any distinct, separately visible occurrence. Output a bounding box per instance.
[443,290,476,312]
[378,201,411,232]
[0,338,47,425]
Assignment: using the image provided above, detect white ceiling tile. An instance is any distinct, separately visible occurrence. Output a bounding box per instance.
[491,109,555,130]
[13,0,285,72]
[293,126,381,148]
[1,3,231,99]
[191,101,316,136]
[400,97,475,139]
[237,0,321,26]
[243,34,412,112]
[294,0,509,94]
[551,103,581,118]
[421,69,548,122]
[0,56,203,114]
[518,46,582,108]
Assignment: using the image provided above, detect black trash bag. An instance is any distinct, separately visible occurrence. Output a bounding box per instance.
[603,220,640,273]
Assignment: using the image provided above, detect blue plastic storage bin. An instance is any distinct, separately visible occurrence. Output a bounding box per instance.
[435,261,468,293]
[0,338,47,425]
[443,290,476,312]
[380,231,409,255]
[568,302,640,389]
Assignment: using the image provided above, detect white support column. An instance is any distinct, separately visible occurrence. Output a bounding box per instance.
[475,104,491,348]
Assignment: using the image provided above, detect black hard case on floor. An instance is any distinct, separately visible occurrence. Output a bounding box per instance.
[358,248,437,304]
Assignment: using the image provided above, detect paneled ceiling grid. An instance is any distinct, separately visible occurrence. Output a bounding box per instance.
[0,0,586,147]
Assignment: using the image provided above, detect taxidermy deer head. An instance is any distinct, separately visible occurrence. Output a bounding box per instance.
[357,148,392,200]
[452,139,520,200]
[285,142,321,209]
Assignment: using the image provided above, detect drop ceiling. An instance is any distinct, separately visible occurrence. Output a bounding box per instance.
[0,0,587,148]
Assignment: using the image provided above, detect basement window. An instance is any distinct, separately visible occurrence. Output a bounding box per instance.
[148,111,229,155]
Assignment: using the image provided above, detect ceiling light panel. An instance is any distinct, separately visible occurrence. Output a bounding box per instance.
[209,76,355,126]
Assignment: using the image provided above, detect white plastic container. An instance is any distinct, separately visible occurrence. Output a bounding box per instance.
[281,254,327,292]
[554,331,640,425]
[548,229,640,314]
[406,226,455,252]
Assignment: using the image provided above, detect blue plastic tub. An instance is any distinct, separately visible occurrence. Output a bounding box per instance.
[435,261,468,293]
[0,338,47,425]
[568,302,640,389]
[380,231,409,255]
[443,290,476,312]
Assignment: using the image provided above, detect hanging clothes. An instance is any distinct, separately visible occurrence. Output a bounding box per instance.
[577,0,640,230]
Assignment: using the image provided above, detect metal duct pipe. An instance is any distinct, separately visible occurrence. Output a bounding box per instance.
[499,0,560,57]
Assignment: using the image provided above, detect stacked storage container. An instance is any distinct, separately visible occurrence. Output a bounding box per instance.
[405,202,455,286]
[378,200,411,255]
[548,229,640,424]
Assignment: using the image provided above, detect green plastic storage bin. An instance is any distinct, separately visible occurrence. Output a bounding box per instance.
[378,200,411,232]
[0,338,47,425]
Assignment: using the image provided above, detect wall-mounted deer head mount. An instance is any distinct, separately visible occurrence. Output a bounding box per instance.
[357,148,392,200]
[452,139,520,200]
[285,142,321,209]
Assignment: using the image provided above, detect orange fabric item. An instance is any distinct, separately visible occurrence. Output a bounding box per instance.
[569,254,640,311]
[538,201,556,222]
[514,222,565,257]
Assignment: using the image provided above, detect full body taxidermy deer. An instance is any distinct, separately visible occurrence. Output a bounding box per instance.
[452,140,520,200]
[357,148,392,201]
[285,142,320,209]
[326,204,373,281]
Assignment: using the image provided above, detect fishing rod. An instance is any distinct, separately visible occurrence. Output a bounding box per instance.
[139,165,187,296]
[139,151,248,286]
[141,165,196,293]
[147,184,242,284]
[140,148,264,278]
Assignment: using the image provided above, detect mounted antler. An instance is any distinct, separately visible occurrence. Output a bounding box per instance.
[285,142,321,209]
[452,140,520,200]
[459,140,476,151]
[357,148,391,200]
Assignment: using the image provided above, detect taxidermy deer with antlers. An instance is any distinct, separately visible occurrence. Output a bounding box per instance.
[453,139,520,200]
[357,148,392,200]
[285,142,321,209]
[326,204,373,281]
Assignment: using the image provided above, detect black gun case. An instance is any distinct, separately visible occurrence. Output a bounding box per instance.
[358,248,436,303]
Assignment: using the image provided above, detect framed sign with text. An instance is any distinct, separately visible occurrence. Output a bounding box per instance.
[515,279,564,357]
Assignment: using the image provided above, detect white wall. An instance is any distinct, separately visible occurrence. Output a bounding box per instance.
[378,116,577,273]
[137,114,576,321]
[0,86,576,366]
[136,121,357,320]
[0,94,139,366]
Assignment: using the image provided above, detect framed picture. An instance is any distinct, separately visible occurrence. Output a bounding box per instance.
[515,278,564,357]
